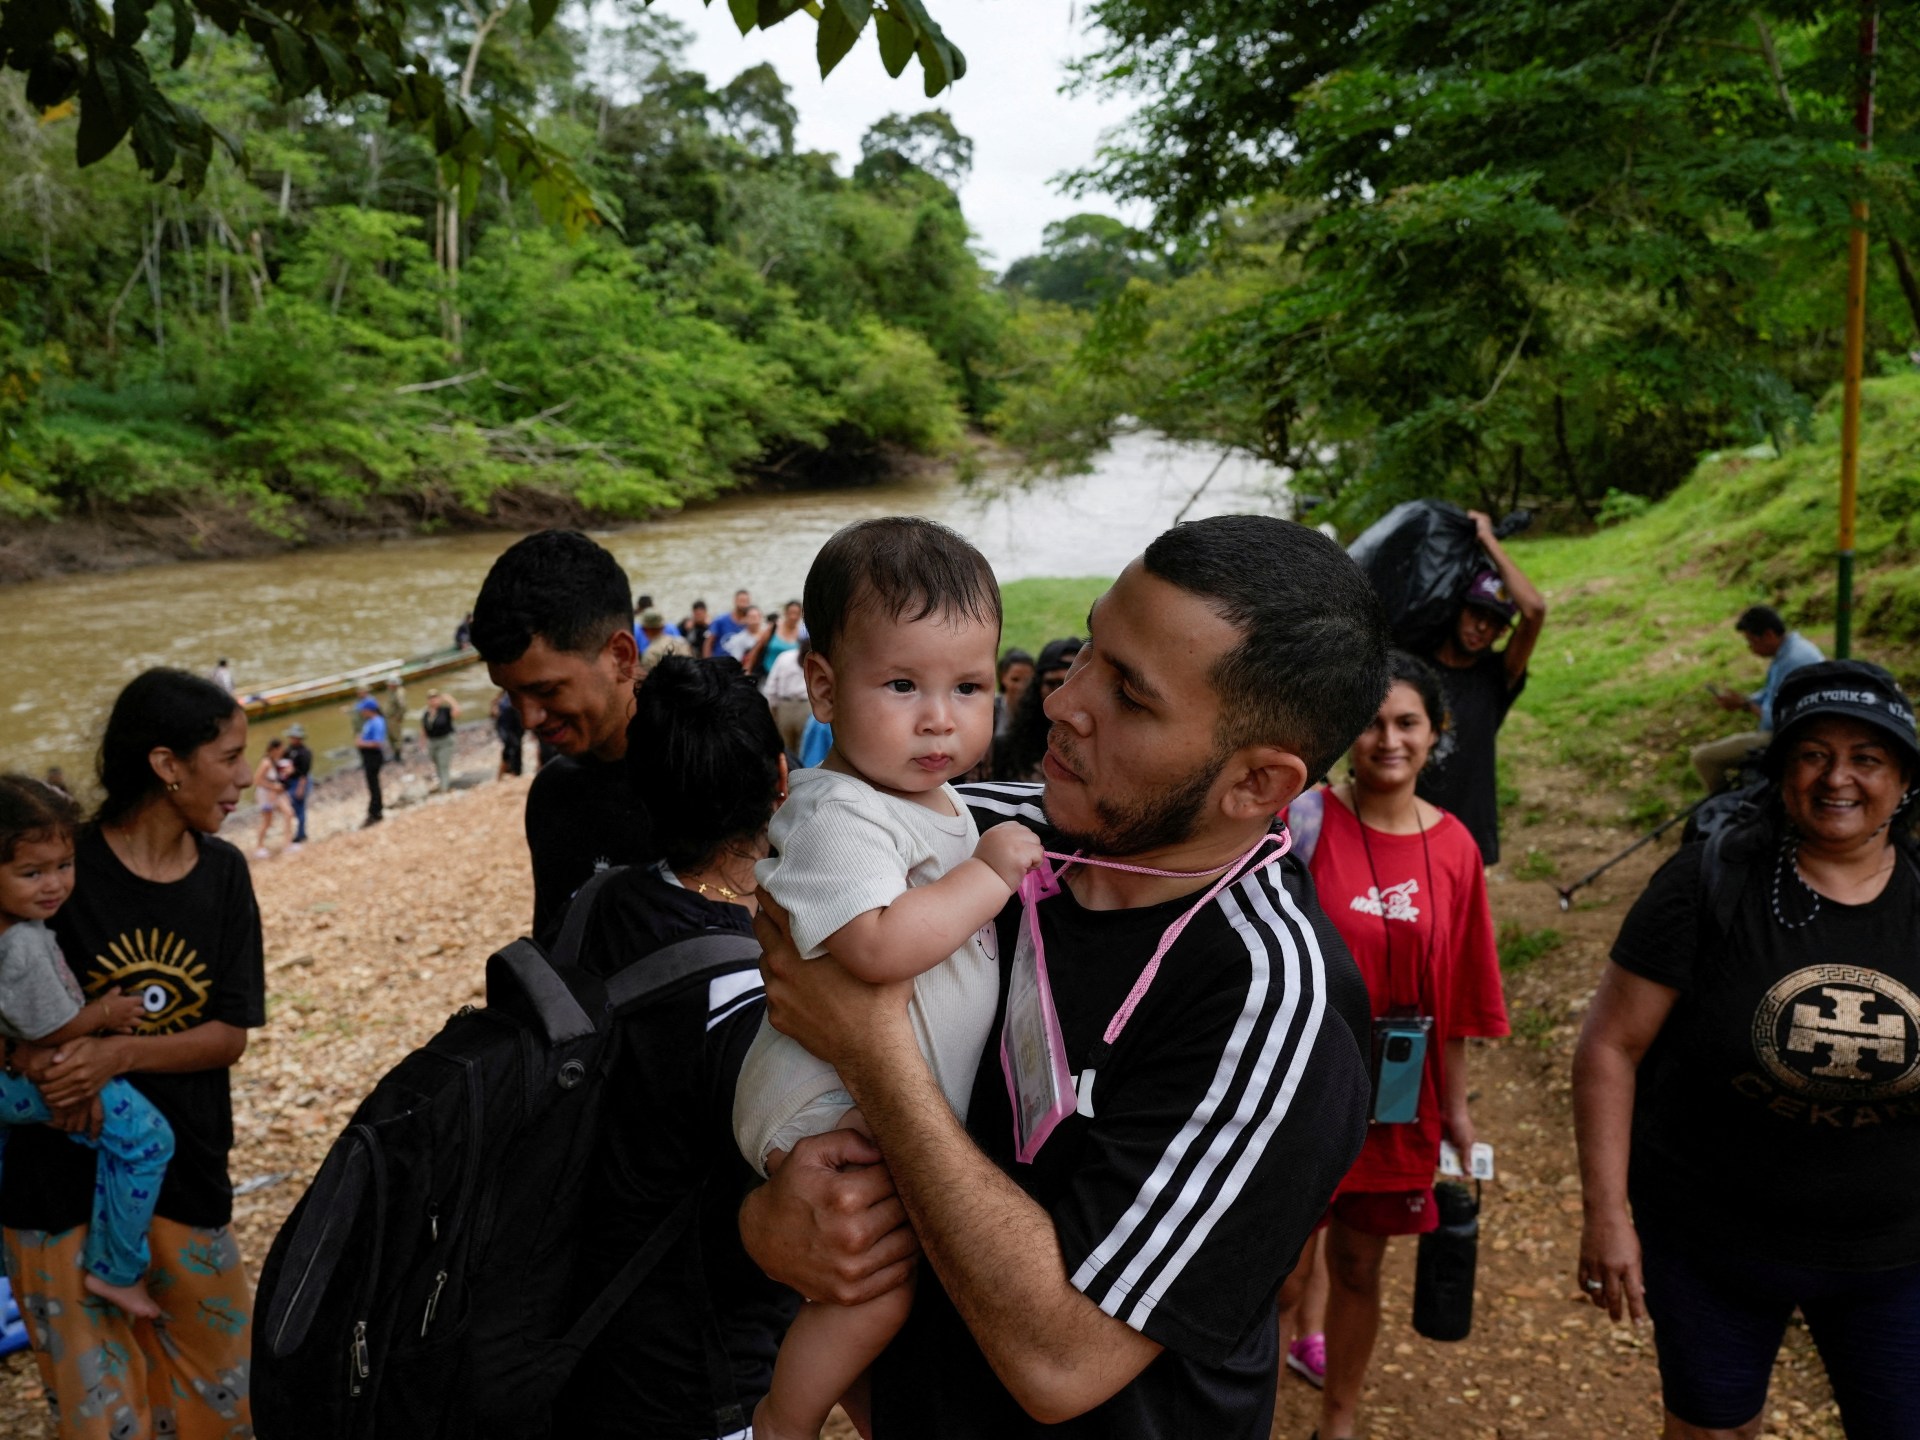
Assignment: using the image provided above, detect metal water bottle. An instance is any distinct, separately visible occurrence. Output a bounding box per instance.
[1412,1180,1479,1341]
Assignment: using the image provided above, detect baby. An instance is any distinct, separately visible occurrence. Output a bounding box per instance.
[0,774,175,1319]
[734,517,1043,1440]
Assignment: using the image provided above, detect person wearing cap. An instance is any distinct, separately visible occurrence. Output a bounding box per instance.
[1416,510,1546,865]
[355,696,388,827]
[1574,659,1920,1440]
[631,594,683,652]
[1689,604,1826,794]
[284,724,313,846]
[421,688,461,792]
[636,609,694,676]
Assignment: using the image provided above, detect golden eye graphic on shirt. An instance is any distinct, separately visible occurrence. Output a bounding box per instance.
[84,929,212,1035]
[1752,965,1920,1102]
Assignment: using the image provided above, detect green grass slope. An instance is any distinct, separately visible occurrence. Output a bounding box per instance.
[1508,371,1920,815]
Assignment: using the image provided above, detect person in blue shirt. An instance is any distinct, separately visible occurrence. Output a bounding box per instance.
[631,593,682,652]
[1691,605,1825,792]
[355,696,389,826]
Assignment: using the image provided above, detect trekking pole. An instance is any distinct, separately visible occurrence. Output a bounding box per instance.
[1553,797,1706,910]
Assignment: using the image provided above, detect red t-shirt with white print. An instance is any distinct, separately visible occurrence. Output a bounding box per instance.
[1306,786,1509,1192]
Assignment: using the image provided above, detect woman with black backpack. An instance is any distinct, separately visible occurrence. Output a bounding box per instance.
[1575,659,1920,1440]
[551,655,811,1439]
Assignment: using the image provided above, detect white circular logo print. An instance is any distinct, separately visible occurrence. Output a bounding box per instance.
[1752,965,1920,1102]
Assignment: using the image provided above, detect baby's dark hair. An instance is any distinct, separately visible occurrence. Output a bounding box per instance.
[0,774,81,864]
[1385,649,1450,735]
[803,517,1001,663]
[626,657,785,872]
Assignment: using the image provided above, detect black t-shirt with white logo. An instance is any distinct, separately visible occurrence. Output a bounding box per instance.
[1417,650,1524,863]
[870,783,1373,1439]
[1613,841,1920,1270]
[1,826,266,1231]
[525,752,649,949]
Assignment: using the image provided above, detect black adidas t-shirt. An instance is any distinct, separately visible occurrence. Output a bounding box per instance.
[870,784,1373,1439]
[1,827,266,1231]
[1614,841,1920,1270]
[525,752,649,949]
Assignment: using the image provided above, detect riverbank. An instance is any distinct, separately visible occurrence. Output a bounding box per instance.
[0,735,1847,1439]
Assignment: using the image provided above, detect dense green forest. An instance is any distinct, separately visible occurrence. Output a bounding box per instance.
[0,5,1008,547]
[3,0,1918,561]
[995,2,1920,529]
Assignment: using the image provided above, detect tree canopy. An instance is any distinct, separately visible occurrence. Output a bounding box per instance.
[0,0,961,227]
[0,10,1011,536]
[994,1,1920,526]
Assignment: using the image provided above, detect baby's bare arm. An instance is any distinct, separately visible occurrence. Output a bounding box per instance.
[36,989,136,1045]
[826,823,1045,984]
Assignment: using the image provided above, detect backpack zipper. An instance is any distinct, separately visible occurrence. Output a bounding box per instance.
[349,1320,370,1396]
[419,1270,448,1336]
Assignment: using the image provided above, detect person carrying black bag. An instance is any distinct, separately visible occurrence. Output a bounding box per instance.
[551,656,805,1439]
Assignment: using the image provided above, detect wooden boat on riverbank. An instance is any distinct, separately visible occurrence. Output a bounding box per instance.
[239,646,482,720]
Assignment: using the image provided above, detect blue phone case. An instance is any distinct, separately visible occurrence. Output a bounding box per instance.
[1372,1017,1432,1124]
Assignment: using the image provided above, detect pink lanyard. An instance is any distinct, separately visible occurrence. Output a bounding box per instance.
[1030,827,1294,1053]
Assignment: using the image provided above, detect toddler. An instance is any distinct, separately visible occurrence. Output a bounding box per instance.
[0,775,174,1319]
[734,517,1043,1440]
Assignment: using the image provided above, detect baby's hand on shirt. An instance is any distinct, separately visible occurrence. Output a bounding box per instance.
[975,822,1046,891]
[99,987,147,1033]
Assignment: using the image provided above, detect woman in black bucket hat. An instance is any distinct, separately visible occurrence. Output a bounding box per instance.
[1573,659,1920,1440]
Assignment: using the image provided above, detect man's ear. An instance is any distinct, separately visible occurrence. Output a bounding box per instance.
[803,651,835,722]
[604,626,640,683]
[1221,745,1310,823]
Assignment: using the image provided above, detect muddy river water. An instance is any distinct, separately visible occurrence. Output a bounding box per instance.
[2,434,1289,783]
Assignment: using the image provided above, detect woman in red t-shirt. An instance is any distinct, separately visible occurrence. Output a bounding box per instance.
[1289,650,1509,1440]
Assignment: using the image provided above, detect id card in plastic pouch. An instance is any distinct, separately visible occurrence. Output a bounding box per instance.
[1370,1015,1433,1124]
[1000,869,1075,1164]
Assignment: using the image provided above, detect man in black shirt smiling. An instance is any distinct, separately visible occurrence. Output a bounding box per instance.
[471,530,646,946]
[744,516,1387,1438]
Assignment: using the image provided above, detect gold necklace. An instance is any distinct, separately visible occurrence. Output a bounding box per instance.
[687,876,745,902]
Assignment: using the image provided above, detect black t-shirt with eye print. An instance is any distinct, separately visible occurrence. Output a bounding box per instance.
[0,826,265,1231]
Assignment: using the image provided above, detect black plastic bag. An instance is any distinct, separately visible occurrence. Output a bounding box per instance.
[1345,500,1484,652]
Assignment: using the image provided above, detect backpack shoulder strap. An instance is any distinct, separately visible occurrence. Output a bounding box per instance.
[1700,824,1751,940]
[551,865,629,970]
[604,932,763,1013]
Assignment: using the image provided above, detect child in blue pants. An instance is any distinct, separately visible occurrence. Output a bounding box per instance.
[0,775,174,1319]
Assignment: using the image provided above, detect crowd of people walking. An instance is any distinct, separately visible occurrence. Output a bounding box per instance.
[2,509,1913,1440]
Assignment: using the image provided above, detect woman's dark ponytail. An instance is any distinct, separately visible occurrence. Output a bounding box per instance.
[96,669,242,826]
[627,656,785,871]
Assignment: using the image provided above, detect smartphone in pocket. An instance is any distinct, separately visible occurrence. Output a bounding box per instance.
[1371,1015,1434,1124]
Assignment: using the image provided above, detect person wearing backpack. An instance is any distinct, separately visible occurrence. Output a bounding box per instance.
[551,654,801,1439]
[1574,659,1920,1440]
[420,689,460,793]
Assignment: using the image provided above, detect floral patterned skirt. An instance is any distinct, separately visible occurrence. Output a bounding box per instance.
[3,1218,254,1440]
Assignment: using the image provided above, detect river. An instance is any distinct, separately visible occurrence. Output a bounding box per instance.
[3,433,1289,783]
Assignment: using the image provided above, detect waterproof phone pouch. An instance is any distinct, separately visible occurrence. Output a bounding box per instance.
[1001,867,1075,1164]
[1371,1015,1433,1125]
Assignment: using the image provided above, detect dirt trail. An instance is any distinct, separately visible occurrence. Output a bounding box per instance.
[1,740,1847,1439]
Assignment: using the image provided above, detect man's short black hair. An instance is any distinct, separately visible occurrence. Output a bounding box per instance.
[470,530,633,665]
[1143,516,1390,784]
[805,517,1001,663]
[1736,605,1786,637]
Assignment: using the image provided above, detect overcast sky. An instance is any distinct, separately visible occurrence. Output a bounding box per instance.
[668,1,1150,271]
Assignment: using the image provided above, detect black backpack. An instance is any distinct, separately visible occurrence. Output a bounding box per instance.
[251,869,761,1439]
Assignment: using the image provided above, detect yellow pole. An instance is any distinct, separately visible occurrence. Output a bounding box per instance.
[1837,4,1877,660]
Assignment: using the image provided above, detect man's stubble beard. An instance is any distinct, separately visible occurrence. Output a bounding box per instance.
[1041,724,1222,858]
